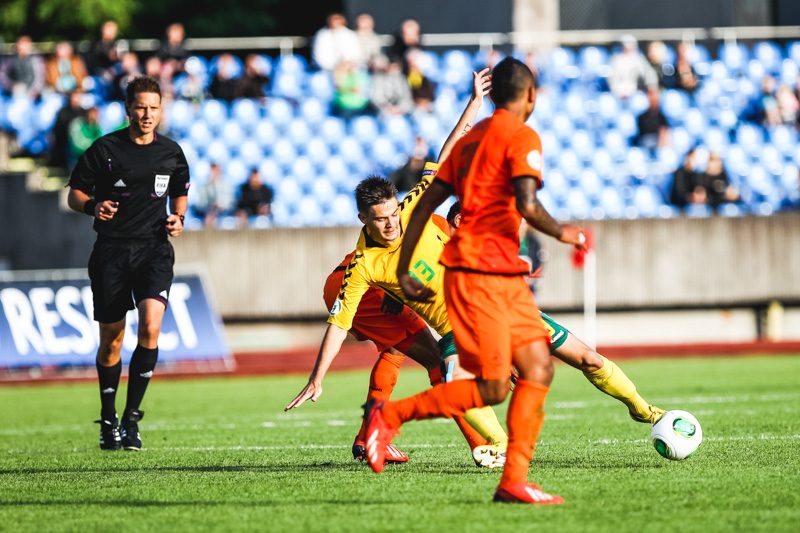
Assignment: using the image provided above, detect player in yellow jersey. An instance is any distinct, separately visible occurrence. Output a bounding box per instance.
[286,69,510,464]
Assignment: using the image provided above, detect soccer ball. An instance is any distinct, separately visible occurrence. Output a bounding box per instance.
[651,410,702,460]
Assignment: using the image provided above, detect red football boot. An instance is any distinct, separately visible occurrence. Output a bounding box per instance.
[363,400,399,473]
[493,483,565,505]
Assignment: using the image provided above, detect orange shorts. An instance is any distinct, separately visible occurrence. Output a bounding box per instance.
[443,269,548,380]
[324,284,427,353]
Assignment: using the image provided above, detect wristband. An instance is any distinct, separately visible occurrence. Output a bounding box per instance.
[83,199,98,217]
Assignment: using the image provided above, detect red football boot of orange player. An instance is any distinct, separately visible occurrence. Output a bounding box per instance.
[364,400,399,473]
[353,436,408,464]
[493,483,565,505]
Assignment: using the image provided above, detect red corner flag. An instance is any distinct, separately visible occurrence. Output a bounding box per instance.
[571,226,594,269]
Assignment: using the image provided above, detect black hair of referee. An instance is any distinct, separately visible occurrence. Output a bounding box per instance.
[67,76,190,450]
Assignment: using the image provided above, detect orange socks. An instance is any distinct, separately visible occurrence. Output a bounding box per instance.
[428,366,488,449]
[382,380,484,428]
[357,351,404,441]
[499,378,549,487]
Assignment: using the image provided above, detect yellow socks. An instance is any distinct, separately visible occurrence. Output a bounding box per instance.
[584,355,660,423]
[464,406,508,448]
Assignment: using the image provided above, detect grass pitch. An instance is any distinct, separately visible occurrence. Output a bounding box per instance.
[1,355,798,532]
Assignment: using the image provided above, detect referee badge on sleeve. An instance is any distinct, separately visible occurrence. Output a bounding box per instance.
[154,174,171,197]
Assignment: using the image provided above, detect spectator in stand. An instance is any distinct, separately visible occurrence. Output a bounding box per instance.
[67,105,102,170]
[776,84,799,125]
[0,35,45,99]
[111,51,141,101]
[312,13,361,71]
[743,75,780,126]
[48,89,86,168]
[673,42,699,93]
[646,41,673,89]
[370,56,413,116]
[609,34,656,99]
[389,136,434,191]
[701,152,739,209]
[236,54,270,99]
[332,60,373,118]
[355,12,383,69]
[195,163,234,226]
[388,18,422,70]
[89,20,120,80]
[45,41,88,94]
[144,55,175,101]
[157,23,188,74]
[236,168,274,224]
[210,53,240,102]
[636,88,670,151]
[406,49,435,112]
[670,148,701,208]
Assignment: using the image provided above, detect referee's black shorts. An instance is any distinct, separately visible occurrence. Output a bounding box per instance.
[88,237,175,323]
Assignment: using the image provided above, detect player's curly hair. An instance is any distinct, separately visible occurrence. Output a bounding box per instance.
[125,76,162,106]
[490,57,537,105]
[355,176,398,214]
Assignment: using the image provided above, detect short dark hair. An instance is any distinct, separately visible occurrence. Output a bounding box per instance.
[355,176,397,214]
[125,76,161,106]
[490,57,536,106]
[446,201,461,225]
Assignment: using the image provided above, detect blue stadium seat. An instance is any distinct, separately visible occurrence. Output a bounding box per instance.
[616,112,637,139]
[274,54,307,76]
[201,100,229,128]
[770,125,797,156]
[258,158,283,186]
[295,196,322,226]
[719,42,748,73]
[626,146,648,179]
[709,61,730,83]
[319,117,346,146]
[191,159,212,184]
[205,139,230,165]
[231,99,261,130]
[540,130,559,165]
[536,189,559,216]
[656,146,680,173]
[265,98,294,128]
[323,157,349,185]
[209,54,244,78]
[300,98,327,125]
[596,92,618,126]
[272,73,305,100]
[7,96,33,131]
[166,99,194,134]
[337,137,365,165]
[753,42,782,73]
[311,178,337,205]
[718,203,744,217]
[579,168,603,199]
[330,194,358,225]
[736,124,764,156]
[221,120,245,149]
[565,189,591,220]
[780,166,799,204]
[671,127,692,156]
[627,90,650,116]
[684,108,707,139]
[552,114,574,143]
[307,71,334,101]
[632,186,663,218]
[188,121,213,152]
[238,139,263,168]
[684,203,712,218]
[34,95,63,131]
[383,116,414,151]
[557,149,581,177]
[287,118,313,145]
[599,187,624,218]
[603,129,627,161]
[571,129,594,161]
[291,156,316,187]
[304,137,331,166]
[414,114,443,146]
[578,46,608,79]
[532,91,554,126]
[545,169,568,201]
[371,136,401,169]
[253,119,279,148]
[591,149,614,178]
[271,138,298,167]
[746,59,767,84]
[277,177,303,206]
[350,115,380,143]
[662,89,689,124]
[224,159,249,185]
[705,128,729,154]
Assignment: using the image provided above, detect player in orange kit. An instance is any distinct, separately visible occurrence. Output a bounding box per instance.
[366,57,585,505]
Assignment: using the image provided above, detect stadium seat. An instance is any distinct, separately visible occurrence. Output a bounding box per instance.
[591,149,614,178]
[188,121,213,153]
[201,99,228,128]
[271,138,298,167]
[311,178,337,206]
[545,169,568,200]
[565,189,591,220]
[684,108,707,140]
[616,112,638,139]
[287,118,313,145]
[350,115,380,143]
[238,139,263,167]
[258,158,283,187]
[231,99,261,130]
[205,139,230,165]
[719,42,748,73]
[770,125,797,156]
[221,120,245,149]
[253,119,279,148]
[599,187,624,218]
[661,90,689,124]
[578,46,608,79]
[192,159,212,184]
[383,116,414,151]
[414,114,443,146]
[532,91,554,126]
[224,158,249,185]
[330,194,359,225]
[319,117,347,146]
[277,178,303,206]
[579,168,603,199]
[265,98,294,128]
[626,146,649,179]
[596,92,619,125]
[290,157,316,188]
[300,98,327,125]
[736,124,764,157]
[564,92,587,125]
[34,96,63,131]
[166,99,195,134]
[557,149,581,177]
[337,137,365,165]
[571,129,594,162]
[274,54,307,76]
[304,137,331,166]
[603,129,627,161]
[323,157,349,185]
[552,114,574,143]
[751,41,782,74]
[632,186,663,218]
[272,73,305,100]
[371,136,402,169]
[627,90,650,116]
[307,71,334,101]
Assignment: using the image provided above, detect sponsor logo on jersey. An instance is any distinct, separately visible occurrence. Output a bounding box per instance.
[154,174,170,197]
[527,150,542,172]
[114,179,127,188]
[329,299,343,316]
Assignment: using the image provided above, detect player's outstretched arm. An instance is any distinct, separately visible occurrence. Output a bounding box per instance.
[284,323,349,411]
[438,68,491,162]
[396,179,453,301]
[513,177,586,249]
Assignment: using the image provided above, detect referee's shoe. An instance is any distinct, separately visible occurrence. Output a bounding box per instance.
[95,416,122,451]
[120,410,145,451]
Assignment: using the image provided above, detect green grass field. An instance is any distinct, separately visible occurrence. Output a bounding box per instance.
[1,355,799,532]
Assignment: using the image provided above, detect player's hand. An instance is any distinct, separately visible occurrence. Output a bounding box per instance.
[285,380,322,411]
[398,272,433,302]
[380,292,404,315]
[471,68,492,103]
[95,200,118,221]
[166,214,183,237]
[559,224,587,251]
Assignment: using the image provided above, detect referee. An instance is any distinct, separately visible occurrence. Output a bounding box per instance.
[67,76,190,451]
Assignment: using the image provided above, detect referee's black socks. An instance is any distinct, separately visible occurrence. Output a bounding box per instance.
[124,345,159,416]
[96,359,122,421]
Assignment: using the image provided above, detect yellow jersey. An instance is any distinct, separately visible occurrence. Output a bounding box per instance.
[328,162,453,336]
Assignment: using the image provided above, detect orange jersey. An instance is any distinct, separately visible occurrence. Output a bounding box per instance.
[436,108,543,275]
[323,252,427,352]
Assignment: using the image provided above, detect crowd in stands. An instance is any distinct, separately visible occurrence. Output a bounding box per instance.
[1,15,799,227]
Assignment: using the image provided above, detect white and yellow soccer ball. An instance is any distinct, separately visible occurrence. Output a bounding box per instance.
[651,410,703,460]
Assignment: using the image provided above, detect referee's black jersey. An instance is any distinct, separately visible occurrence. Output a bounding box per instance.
[69,128,190,240]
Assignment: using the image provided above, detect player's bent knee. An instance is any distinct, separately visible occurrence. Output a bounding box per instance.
[477,379,510,405]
